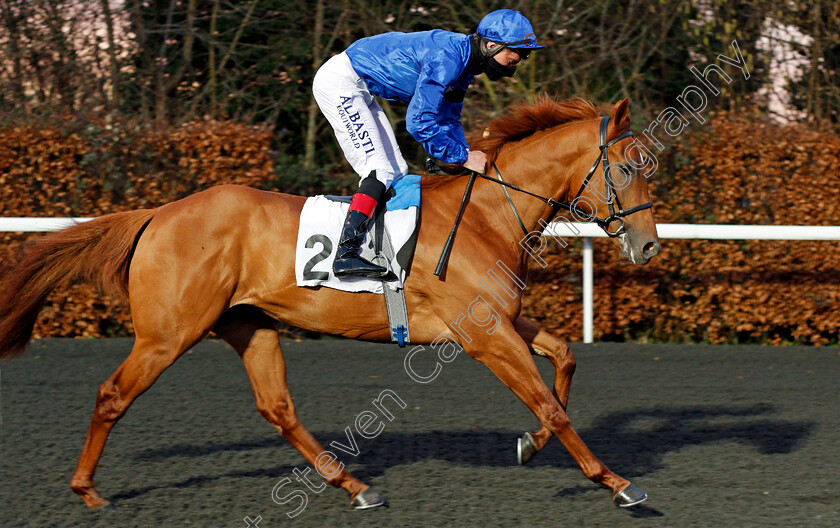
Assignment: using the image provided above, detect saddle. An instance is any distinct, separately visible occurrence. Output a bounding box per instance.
[294,175,421,346]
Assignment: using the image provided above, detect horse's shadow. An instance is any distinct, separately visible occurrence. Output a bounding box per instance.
[119,403,813,504]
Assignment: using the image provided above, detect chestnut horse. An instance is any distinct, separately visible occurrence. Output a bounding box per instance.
[0,96,660,510]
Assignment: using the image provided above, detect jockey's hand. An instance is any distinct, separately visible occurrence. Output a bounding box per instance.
[463,150,487,174]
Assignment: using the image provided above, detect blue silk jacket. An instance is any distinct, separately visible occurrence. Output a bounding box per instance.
[346,30,474,164]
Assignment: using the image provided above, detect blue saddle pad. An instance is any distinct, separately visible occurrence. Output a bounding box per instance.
[386,174,421,211]
[325,174,421,211]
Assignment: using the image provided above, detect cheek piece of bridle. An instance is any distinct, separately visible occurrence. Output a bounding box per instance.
[487,115,652,237]
[433,115,653,276]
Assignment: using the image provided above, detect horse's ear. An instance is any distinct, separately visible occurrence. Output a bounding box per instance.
[613,98,630,126]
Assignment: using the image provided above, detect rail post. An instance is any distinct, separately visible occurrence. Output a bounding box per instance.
[582,237,593,344]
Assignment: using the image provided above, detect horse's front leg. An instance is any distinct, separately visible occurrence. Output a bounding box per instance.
[460,318,646,507]
[513,316,575,464]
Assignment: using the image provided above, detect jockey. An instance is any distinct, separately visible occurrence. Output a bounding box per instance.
[312,9,543,278]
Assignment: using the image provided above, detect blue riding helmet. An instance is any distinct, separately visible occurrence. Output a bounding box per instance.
[477,9,544,49]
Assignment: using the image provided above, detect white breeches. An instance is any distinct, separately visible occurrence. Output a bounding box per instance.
[313,52,409,189]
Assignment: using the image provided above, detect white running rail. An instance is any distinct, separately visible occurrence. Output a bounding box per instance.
[545,222,840,343]
[0,218,94,232]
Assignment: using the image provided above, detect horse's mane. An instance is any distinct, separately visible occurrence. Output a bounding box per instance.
[422,95,629,190]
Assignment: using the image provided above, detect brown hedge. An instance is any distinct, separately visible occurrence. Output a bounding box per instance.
[0,118,274,339]
[522,111,840,345]
[1,112,838,344]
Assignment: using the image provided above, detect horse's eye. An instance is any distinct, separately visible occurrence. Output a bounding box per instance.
[621,164,638,177]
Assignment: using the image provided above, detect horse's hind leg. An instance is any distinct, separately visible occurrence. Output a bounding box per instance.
[70,274,230,509]
[70,333,206,508]
[214,308,383,509]
[514,316,576,465]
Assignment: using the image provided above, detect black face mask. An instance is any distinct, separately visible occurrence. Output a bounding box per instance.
[469,34,518,81]
[484,57,517,81]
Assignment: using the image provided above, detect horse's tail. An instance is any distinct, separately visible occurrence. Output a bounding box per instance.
[0,209,156,360]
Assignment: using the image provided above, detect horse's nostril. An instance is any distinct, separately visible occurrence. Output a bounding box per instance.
[642,241,661,258]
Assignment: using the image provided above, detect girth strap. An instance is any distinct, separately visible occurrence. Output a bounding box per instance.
[372,213,411,347]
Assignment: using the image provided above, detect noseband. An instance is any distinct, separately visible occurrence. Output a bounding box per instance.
[483,115,653,237]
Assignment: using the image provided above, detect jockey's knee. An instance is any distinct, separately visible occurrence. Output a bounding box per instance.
[358,172,388,197]
[360,168,401,190]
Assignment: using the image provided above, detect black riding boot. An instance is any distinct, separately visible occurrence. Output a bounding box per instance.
[333,173,388,278]
[333,210,388,277]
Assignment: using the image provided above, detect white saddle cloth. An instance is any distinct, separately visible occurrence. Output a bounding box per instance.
[295,195,419,293]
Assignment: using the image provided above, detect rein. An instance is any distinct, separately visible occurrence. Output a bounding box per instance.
[484,115,652,238]
[432,115,653,277]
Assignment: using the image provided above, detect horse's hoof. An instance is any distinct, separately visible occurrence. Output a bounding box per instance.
[517,432,538,465]
[614,483,648,508]
[92,502,115,511]
[352,487,387,510]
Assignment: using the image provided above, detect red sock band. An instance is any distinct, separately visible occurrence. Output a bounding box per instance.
[349,193,377,217]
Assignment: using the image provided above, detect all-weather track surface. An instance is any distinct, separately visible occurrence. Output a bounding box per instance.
[1,339,839,528]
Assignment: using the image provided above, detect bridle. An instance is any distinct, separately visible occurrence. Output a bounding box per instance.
[432,115,653,276]
[481,115,653,237]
